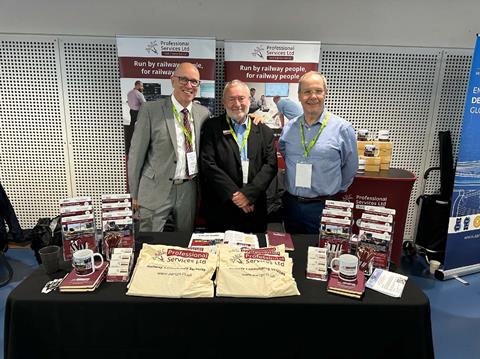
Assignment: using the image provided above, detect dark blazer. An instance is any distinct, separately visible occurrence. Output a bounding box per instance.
[199,114,277,233]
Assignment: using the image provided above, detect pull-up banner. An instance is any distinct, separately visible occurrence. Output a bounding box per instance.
[117,36,215,153]
[444,34,480,270]
[224,40,320,129]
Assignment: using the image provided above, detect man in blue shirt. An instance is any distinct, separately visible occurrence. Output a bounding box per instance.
[273,96,303,128]
[200,80,277,233]
[279,72,358,234]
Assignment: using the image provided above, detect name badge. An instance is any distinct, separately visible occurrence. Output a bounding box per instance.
[186,151,198,176]
[242,160,249,184]
[295,162,312,188]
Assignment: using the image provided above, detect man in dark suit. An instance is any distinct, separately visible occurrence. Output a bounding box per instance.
[128,63,210,232]
[200,80,277,233]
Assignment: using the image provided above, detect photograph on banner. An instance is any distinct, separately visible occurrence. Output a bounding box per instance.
[224,40,320,131]
[116,36,216,154]
[444,35,480,270]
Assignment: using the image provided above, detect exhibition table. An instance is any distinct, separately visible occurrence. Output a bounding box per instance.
[4,233,433,359]
[340,168,416,266]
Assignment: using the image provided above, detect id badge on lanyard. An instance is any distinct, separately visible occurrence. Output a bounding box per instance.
[295,113,329,190]
[295,162,312,188]
[186,151,198,176]
[242,160,249,185]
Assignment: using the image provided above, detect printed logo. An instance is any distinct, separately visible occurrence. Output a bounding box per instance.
[145,40,159,55]
[251,46,265,59]
[341,193,354,202]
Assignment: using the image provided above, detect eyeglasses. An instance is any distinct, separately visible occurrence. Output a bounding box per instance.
[301,89,325,96]
[172,75,201,87]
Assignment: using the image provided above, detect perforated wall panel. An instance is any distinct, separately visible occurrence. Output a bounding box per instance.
[0,34,474,241]
[320,45,442,239]
[423,50,472,197]
[0,35,69,228]
[215,44,225,116]
[60,37,125,224]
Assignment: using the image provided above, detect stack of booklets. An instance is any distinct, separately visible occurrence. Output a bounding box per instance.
[59,262,109,292]
[265,230,294,251]
[101,194,134,260]
[326,271,366,299]
[319,200,354,265]
[357,205,396,274]
[306,247,328,281]
[59,196,97,260]
[107,248,134,282]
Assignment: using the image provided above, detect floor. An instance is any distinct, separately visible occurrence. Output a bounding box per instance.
[400,254,480,359]
[0,248,479,359]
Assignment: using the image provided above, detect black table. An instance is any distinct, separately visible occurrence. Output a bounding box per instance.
[5,233,434,359]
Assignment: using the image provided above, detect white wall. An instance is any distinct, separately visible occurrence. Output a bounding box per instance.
[0,0,478,48]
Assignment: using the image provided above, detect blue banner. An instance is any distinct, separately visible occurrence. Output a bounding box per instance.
[444,35,480,270]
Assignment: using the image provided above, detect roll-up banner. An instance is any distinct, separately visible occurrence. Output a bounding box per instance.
[116,36,216,154]
[444,34,480,271]
[224,40,320,129]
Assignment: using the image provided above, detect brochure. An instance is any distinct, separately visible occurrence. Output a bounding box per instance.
[365,268,408,298]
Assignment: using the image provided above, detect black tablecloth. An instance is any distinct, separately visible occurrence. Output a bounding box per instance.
[5,233,434,359]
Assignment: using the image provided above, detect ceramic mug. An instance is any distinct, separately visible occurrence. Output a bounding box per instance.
[357,129,369,141]
[72,249,104,276]
[364,144,379,157]
[330,254,359,282]
[378,129,390,141]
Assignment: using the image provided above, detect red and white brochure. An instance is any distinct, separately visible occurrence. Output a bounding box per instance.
[60,204,93,217]
[59,196,92,207]
[362,205,396,216]
[101,194,131,203]
[101,201,132,212]
[322,208,353,220]
[325,200,354,210]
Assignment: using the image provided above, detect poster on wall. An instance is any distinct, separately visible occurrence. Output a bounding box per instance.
[224,40,320,130]
[116,36,216,154]
[444,34,480,270]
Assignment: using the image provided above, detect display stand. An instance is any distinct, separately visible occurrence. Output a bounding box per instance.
[340,168,416,265]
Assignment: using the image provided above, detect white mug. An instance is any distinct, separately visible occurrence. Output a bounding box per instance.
[378,129,390,141]
[72,249,104,276]
[330,254,359,282]
[357,129,369,141]
[364,144,379,157]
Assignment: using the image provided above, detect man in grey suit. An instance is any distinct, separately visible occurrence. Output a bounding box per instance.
[128,62,210,232]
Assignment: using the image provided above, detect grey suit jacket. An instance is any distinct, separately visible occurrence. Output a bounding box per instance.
[128,97,210,210]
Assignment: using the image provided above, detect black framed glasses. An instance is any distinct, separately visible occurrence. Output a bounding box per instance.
[172,75,201,87]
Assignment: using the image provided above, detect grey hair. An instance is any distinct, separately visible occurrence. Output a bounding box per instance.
[298,71,328,94]
[223,80,250,99]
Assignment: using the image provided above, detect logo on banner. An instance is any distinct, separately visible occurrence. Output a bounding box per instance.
[252,46,265,59]
[145,40,191,57]
[146,41,159,55]
[250,44,295,61]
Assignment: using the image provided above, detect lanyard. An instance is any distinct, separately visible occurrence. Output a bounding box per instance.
[299,112,329,158]
[226,115,251,156]
[172,104,193,146]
